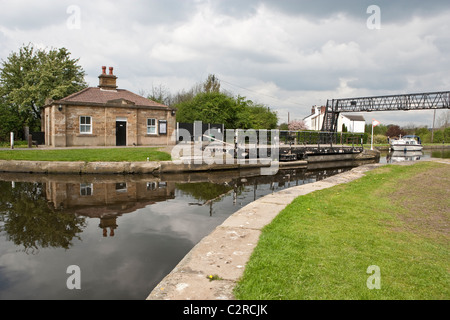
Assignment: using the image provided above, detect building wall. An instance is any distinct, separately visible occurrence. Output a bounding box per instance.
[44,104,176,147]
[337,116,365,133]
[303,106,325,131]
[45,180,176,214]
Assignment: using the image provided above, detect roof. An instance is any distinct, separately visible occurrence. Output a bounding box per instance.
[48,87,172,109]
[342,114,365,121]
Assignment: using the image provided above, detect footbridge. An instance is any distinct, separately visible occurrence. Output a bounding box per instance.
[322,91,450,132]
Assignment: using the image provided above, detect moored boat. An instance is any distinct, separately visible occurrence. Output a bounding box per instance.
[389,135,423,152]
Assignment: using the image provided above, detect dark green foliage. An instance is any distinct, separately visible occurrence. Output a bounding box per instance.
[173,74,278,129]
[0,44,87,140]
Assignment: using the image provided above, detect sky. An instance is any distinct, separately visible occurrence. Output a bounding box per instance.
[1,0,449,128]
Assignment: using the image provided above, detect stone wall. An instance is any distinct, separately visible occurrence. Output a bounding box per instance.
[43,104,176,147]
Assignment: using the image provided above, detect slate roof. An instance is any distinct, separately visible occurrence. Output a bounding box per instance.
[342,114,365,121]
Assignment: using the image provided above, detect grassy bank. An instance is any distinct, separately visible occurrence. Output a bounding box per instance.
[0,147,171,162]
[234,161,449,300]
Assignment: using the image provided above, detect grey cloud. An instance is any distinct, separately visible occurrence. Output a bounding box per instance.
[0,0,69,30]
[0,0,197,31]
[109,0,198,26]
[211,0,450,22]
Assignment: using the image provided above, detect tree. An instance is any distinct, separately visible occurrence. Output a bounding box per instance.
[386,125,406,138]
[0,44,87,139]
[174,76,278,129]
[234,96,278,129]
[365,123,387,135]
[341,124,348,133]
[288,120,308,131]
[175,91,240,128]
[145,83,172,105]
[203,74,220,93]
[278,122,289,130]
[437,110,450,129]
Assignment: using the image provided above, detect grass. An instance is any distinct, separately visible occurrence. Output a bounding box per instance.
[0,147,171,162]
[0,140,30,148]
[234,161,450,300]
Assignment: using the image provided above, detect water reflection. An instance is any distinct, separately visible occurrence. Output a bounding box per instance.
[382,148,450,164]
[0,181,86,254]
[386,151,424,163]
[0,166,354,299]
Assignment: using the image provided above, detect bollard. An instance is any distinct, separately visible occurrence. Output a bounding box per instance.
[10,132,14,149]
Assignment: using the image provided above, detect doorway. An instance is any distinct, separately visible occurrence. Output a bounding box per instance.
[116,121,127,146]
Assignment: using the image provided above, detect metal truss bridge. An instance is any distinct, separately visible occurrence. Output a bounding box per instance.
[321,91,450,132]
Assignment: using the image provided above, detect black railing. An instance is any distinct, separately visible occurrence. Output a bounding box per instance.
[279,130,364,147]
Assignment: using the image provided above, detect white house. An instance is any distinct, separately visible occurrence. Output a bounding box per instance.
[303,106,326,131]
[303,106,365,133]
[338,114,366,133]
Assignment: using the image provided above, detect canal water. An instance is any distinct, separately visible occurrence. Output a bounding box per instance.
[379,148,450,164]
[0,165,355,300]
[1,148,447,300]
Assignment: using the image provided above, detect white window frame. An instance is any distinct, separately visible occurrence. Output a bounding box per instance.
[80,116,92,134]
[158,120,167,135]
[80,183,93,196]
[147,118,157,135]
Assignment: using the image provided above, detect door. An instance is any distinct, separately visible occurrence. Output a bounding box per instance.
[116,121,127,146]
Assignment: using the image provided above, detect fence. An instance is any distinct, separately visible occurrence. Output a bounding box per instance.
[177,122,224,142]
[176,122,366,148]
[279,130,366,147]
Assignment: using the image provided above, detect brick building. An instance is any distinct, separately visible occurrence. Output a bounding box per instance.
[41,66,176,147]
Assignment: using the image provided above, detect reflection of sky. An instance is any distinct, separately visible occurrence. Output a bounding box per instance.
[0,185,265,299]
[0,192,224,299]
[0,172,323,299]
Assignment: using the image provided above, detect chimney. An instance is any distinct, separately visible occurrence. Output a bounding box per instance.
[98,66,117,90]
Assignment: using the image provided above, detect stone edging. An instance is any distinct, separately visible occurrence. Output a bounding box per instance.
[0,159,310,174]
[0,149,380,174]
[146,162,385,300]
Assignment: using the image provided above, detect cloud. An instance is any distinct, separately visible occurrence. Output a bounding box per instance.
[0,0,449,126]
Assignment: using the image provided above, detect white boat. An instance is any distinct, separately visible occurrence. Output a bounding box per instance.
[390,135,423,152]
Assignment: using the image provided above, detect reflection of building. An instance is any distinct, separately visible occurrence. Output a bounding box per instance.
[45,180,175,237]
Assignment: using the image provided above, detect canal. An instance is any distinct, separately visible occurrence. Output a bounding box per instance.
[0,165,355,299]
[1,148,447,300]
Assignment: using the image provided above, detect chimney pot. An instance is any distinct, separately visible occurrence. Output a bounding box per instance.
[98,66,118,90]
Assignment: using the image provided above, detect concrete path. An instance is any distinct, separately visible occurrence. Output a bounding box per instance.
[147,162,385,300]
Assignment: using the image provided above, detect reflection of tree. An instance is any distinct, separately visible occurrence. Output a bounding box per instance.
[0,181,86,254]
[176,182,233,202]
[431,150,450,159]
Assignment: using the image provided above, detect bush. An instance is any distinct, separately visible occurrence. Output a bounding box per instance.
[373,134,388,144]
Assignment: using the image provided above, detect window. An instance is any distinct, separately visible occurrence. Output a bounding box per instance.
[115,182,127,193]
[159,120,167,135]
[80,183,93,196]
[147,118,157,134]
[147,182,157,190]
[80,116,92,134]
